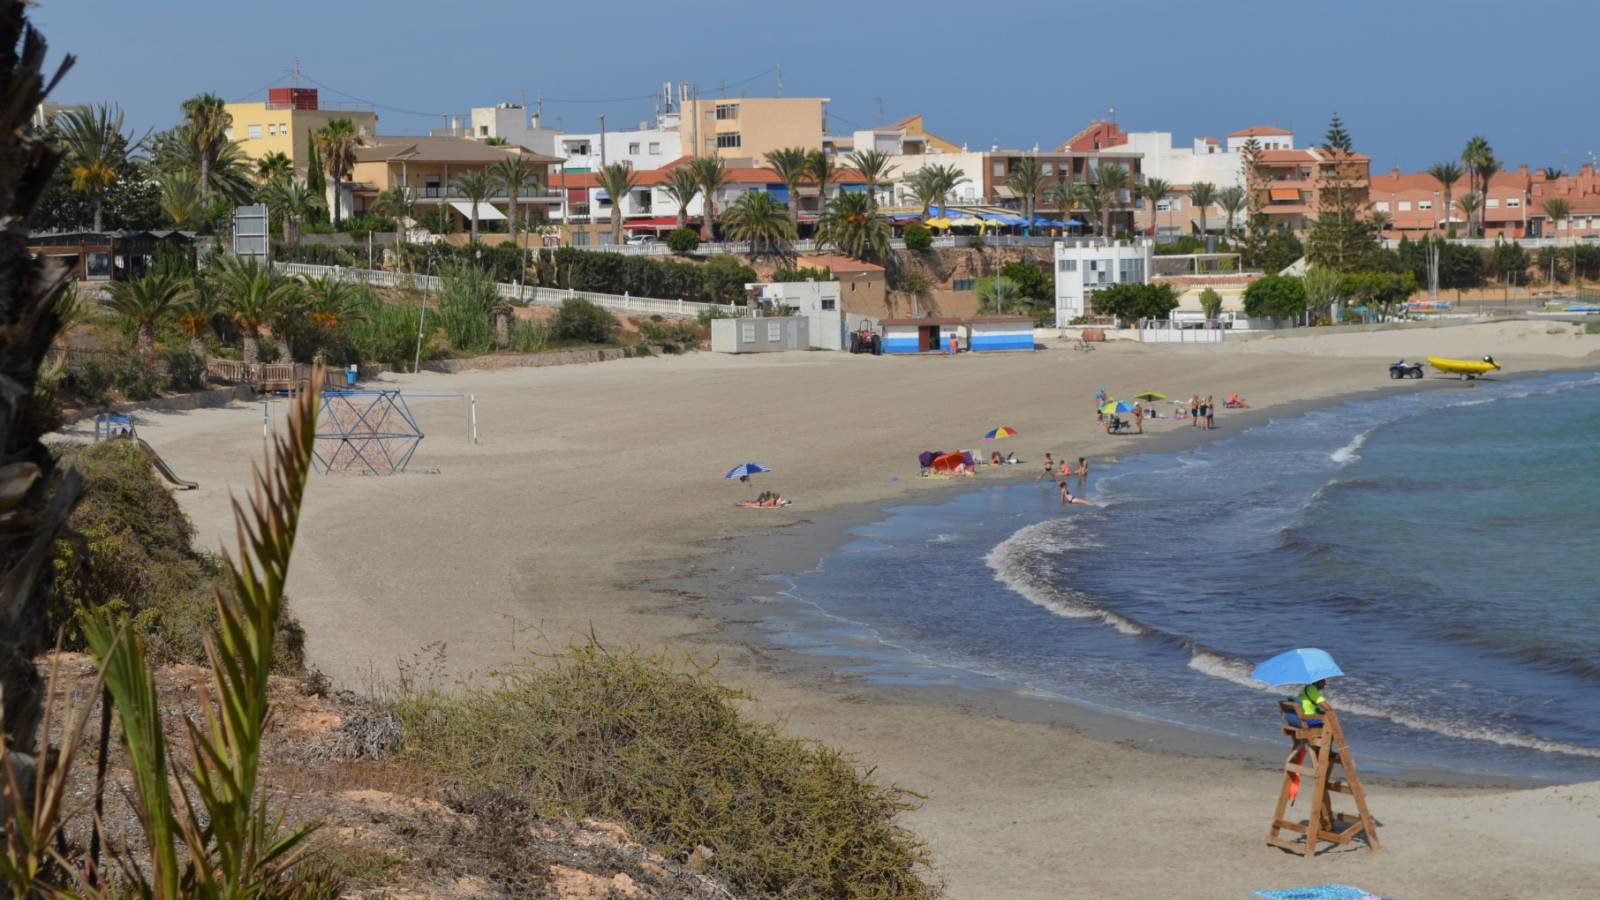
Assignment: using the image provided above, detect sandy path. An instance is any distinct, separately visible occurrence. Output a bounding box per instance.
[79,320,1599,898]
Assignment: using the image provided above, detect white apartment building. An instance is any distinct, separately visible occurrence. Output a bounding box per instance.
[433,103,562,157]
[559,114,683,172]
[1054,239,1154,324]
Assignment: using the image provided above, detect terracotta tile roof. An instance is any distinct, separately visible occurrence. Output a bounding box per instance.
[1229,125,1293,138]
[354,135,561,165]
[1257,148,1369,164]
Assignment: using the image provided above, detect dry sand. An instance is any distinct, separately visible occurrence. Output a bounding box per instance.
[74,320,1600,898]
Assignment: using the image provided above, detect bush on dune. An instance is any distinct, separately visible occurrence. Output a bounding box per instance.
[393,642,935,899]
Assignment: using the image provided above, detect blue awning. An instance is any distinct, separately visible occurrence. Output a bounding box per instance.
[841,184,866,193]
[767,185,789,203]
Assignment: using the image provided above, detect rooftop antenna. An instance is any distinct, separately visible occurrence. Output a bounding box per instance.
[776,63,782,97]
[290,57,302,87]
[1108,104,1116,123]
[876,97,885,126]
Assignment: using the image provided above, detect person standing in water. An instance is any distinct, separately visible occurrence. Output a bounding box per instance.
[1076,457,1089,493]
[1036,453,1055,482]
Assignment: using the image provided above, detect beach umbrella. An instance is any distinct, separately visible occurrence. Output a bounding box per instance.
[724,462,771,481]
[925,216,953,229]
[983,426,1018,440]
[1251,648,1345,686]
[1134,391,1167,401]
[1099,401,1135,415]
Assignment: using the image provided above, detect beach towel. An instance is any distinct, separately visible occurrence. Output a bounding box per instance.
[1252,885,1377,900]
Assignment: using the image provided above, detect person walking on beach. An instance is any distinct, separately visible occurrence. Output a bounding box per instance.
[1036,453,1055,482]
[1190,395,1200,427]
[1095,389,1107,423]
[1205,395,1216,430]
[1133,402,1144,434]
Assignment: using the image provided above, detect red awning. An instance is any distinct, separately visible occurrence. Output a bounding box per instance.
[566,188,587,204]
[623,217,683,230]
[1269,188,1300,202]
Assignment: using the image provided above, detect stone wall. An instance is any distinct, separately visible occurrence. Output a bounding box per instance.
[422,347,629,373]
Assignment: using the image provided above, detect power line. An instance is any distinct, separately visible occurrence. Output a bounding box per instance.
[231,71,293,104]
[298,73,450,118]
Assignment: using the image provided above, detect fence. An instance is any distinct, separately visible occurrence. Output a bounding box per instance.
[205,359,337,390]
[1136,319,1225,343]
[564,234,959,256]
[276,262,744,320]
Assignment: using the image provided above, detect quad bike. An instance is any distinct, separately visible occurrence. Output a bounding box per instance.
[1389,360,1424,379]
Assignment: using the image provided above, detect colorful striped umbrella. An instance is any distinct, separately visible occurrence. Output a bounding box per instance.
[983,426,1019,440]
[724,462,771,480]
[1099,401,1135,415]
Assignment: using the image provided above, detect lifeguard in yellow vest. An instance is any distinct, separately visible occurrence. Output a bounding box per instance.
[1296,678,1329,727]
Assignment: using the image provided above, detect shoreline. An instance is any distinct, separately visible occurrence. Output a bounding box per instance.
[644,371,1581,791]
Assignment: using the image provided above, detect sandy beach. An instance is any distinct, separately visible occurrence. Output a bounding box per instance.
[79,319,1600,899]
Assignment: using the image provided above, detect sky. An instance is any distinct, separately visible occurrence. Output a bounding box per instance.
[35,0,1600,174]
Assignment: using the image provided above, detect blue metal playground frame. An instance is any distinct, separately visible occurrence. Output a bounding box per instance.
[312,390,425,475]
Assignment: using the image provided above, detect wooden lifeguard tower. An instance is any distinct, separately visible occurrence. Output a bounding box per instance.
[1267,701,1380,858]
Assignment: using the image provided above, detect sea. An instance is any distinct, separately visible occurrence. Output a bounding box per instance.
[753,370,1600,782]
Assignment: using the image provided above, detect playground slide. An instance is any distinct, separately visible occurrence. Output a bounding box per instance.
[136,438,198,490]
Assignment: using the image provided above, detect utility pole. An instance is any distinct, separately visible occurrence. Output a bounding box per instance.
[690,84,700,158]
[776,63,782,97]
[599,114,606,168]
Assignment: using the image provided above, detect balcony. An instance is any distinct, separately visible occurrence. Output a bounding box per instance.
[409,185,563,203]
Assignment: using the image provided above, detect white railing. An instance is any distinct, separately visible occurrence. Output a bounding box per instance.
[563,234,959,256]
[276,262,744,320]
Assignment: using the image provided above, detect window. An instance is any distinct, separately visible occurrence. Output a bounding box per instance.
[1042,162,1054,176]
[480,125,489,136]
[1169,198,1181,210]
[1506,198,1521,208]
[992,162,1005,177]
[767,322,781,342]
[1417,200,1432,210]
[715,103,739,120]
[741,322,756,342]
[266,124,275,136]
[279,122,287,135]
[224,127,234,140]
[628,142,640,155]
[86,251,110,280]
[1485,198,1499,208]
[1057,259,1077,273]
[821,297,835,310]
[1397,201,1411,211]
[1118,257,1145,282]
[247,124,262,140]
[1086,259,1100,271]
[716,133,741,149]
[953,277,976,290]
[648,142,660,154]
[1374,201,1389,212]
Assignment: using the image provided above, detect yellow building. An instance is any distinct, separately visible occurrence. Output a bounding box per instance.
[223,88,377,177]
[678,96,828,162]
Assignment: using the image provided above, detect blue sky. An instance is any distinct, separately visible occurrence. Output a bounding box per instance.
[36,0,1600,173]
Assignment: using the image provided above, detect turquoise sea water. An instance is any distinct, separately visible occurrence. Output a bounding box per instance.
[759,371,1600,781]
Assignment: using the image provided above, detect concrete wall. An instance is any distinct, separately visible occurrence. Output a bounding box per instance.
[967,320,1034,351]
[711,316,808,353]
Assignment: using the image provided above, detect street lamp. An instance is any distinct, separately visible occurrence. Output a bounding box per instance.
[414,254,437,373]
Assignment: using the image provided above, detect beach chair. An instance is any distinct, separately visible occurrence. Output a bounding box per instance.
[1267,701,1380,859]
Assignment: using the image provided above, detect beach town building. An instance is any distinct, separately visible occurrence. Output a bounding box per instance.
[1528,164,1600,239]
[679,91,829,162]
[1053,238,1155,323]
[556,115,683,173]
[431,103,562,157]
[1104,126,1265,238]
[1249,147,1370,232]
[886,139,1143,229]
[26,229,196,283]
[223,89,377,179]
[344,135,562,235]
[1226,125,1295,153]
[1368,166,1533,240]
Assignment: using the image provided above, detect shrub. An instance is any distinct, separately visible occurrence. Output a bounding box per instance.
[666,228,700,253]
[393,643,934,898]
[1242,274,1308,319]
[50,441,304,669]
[506,319,552,353]
[697,305,735,326]
[68,352,167,404]
[901,223,932,250]
[553,298,619,344]
[1155,235,1206,255]
[273,242,358,267]
[436,263,500,354]
[1090,282,1180,320]
[341,291,433,370]
[700,254,758,305]
[772,265,834,283]
[639,318,700,352]
[1198,287,1224,321]
[163,347,207,392]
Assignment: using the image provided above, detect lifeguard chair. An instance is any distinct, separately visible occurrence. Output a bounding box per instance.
[1266,700,1380,858]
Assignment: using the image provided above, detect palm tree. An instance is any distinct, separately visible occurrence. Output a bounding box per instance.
[177,269,223,356]
[814,191,889,261]
[1215,185,1246,244]
[217,256,298,363]
[909,163,969,217]
[369,185,415,260]
[1455,192,1480,237]
[181,92,230,206]
[806,149,836,220]
[1094,164,1130,236]
[764,147,810,228]
[266,179,324,248]
[315,118,360,227]
[847,148,897,210]
[148,126,256,206]
[1076,182,1107,236]
[492,154,539,247]
[1542,166,1564,180]
[55,103,132,232]
[1139,177,1171,238]
[1006,157,1045,230]
[1460,136,1491,235]
[453,170,498,244]
[662,165,701,232]
[689,155,728,240]
[298,273,366,359]
[1542,198,1570,238]
[1426,161,1463,235]
[1473,156,1500,237]
[593,161,639,246]
[160,171,202,229]
[255,150,292,185]
[722,191,796,258]
[104,272,187,352]
[1187,181,1216,238]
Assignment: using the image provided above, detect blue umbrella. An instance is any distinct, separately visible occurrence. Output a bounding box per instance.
[724,462,771,480]
[1251,648,1345,686]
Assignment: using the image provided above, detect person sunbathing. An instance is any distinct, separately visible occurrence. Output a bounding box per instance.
[991,451,1004,466]
[1226,394,1248,409]
[1059,482,1091,506]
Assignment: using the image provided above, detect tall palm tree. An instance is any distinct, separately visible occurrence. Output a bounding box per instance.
[1474,155,1500,238]
[217,256,298,364]
[265,179,324,248]
[1542,166,1564,180]
[1215,185,1246,244]
[662,165,700,232]
[369,185,415,259]
[722,191,796,259]
[1460,136,1491,235]
[453,170,498,244]
[806,149,836,220]
[104,271,187,352]
[1542,198,1570,238]
[1139,177,1170,238]
[1006,157,1045,229]
[148,125,255,206]
[1049,179,1078,228]
[181,92,230,206]
[909,163,968,217]
[1078,182,1109,236]
[1426,161,1463,235]
[847,147,897,210]
[177,268,223,356]
[1186,181,1216,238]
[1455,192,1480,238]
[1095,164,1130,236]
[689,155,728,240]
[764,147,810,228]
[593,161,638,246]
[315,118,360,227]
[55,103,132,232]
[160,172,202,229]
[814,191,889,261]
[492,154,539,247]
[255,150,292,185]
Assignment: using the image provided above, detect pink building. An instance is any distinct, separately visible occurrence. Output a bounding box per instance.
[1529,164,1600,239]
[1368,166,1533,240]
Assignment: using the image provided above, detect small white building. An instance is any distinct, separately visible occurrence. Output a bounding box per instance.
[1053,239,1155,325]
[711,316,809,353]
[748,280,876,351]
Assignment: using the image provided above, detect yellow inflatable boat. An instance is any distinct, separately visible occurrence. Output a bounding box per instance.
[1426,355,1500,377]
